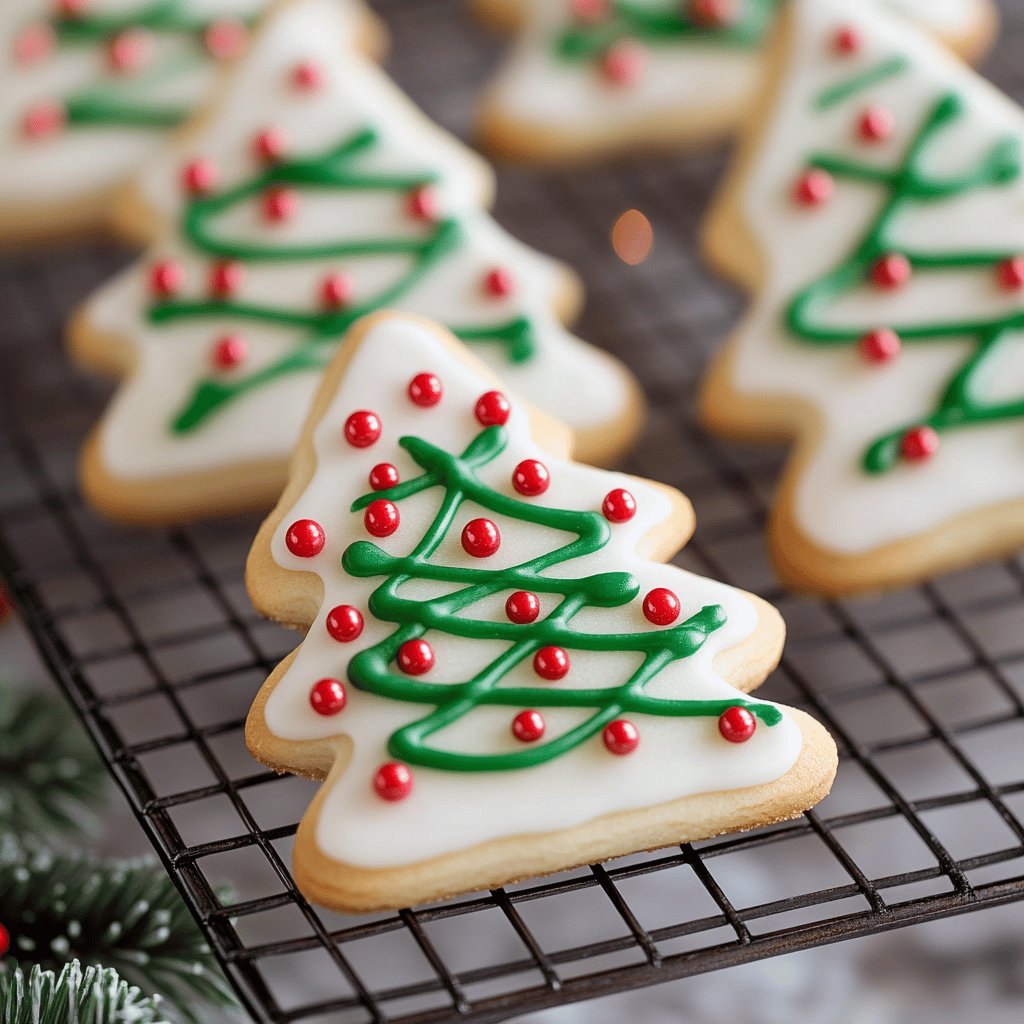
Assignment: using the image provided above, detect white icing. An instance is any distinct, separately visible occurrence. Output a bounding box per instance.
[0,0,277,208]
[82,0,632,485]
[260,315,802,868]
[729,0,1024,555]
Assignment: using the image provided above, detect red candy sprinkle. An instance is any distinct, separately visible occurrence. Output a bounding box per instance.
[603,719,640,755]
[872,253,911,290]
[286,519,325,557]
[833,24,862,55]
[689,0,738,28]
[902,425,939,463]
[997,256,1024,291]
[326,605,364,643]
[602,488,637,523]
[22,101,65,139]
[601,40,646,87]
[512,459,550,497]
[859,328,901,364]
[14,24,56,64]
[320,271,354,308]
[475,390,511,426]
[344,410,382,448]
[719,707,756,743]
[570,0,608,22]
[484,268,515,298]
[643,588,681,626]
[262,186,298,222]
[858,105,895,143]
[407,185,438,221]
[292,60,324,90]
[365,499,400,537]
[57,0,89,17]
[254,126,288,163]
[794,168,834,208]
[398,638,434,675]
[408,372,443,407]
[0,923,8,958]
[108,28,152,73]
[374,762,413,802]
[506,591,540,624]
[149,259,183,297]
[534,646,569,681]
[369,463,400,491]
[205,19,247,59]
[211,333,247,370]
[310,678,346,716]
[182,158,216,195]
[210,260,244,298]
[512,710,546,743]
[462,518,501,558]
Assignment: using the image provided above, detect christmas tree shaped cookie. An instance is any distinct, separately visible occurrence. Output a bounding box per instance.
[0,0,384,242]
[244,311,837,911]
[476,0,997,163]
[702,0,1024,596]
[70,0,642,524]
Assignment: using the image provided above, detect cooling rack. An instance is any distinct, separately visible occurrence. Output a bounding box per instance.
[3,1,1024,1022]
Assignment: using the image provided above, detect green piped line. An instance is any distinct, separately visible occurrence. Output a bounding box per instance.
[815,55,910,111]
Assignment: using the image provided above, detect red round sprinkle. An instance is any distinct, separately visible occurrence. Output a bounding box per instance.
[602,488,637,523]
[57,0,89,18]
[719,706,756,743]
[344,410,382,448]
[601,40,646,87]
[211,333,247,370]
[512,710,546,743]
[603,719,640,755]
[253,126,288,163]
[320,272,354,308]
[475,390,511,426]
[484,268,515,298]
[262,186,298,222]
[512,459,550,497]
[210,260,244,298]
[292,59,324,91]
[286,519,325,558]
[398,638,434,676]
[369,463,400,491]
[534,646,569,681]
[833,24,862,55]
[182,157,216,195]
[407,185,438,221]
[506,591,540,625]
[365,499,400,537]
[310,678,346,716]
[901,425,939,463]
[858,105,895,144]
[149,259,183,297]
[643,588,681,626]
[859,328,901,364]
[794,168,834,208]
[570,0,608,22]
[326,605,364,643]
[689,0,738,28]
[462,518,501,558]
[872,253,911,290]
[0,923,9,958]
[374,762,413,802]
[14,24,56,64]
[108,28,152,74]
[408,372,443,407]
[22,101,65,139]
[997,256,1024,291]
[205,19,247,60]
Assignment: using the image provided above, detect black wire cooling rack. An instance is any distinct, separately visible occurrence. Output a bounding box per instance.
[5,1,1024,1022]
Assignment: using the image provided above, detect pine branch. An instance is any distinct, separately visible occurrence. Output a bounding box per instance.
[0,688,107,843]
[0,844,237,1023]
[0,961,168,1024]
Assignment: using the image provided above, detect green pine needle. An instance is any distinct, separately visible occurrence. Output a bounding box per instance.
[0,960,168,1024]
[0,688,107,842]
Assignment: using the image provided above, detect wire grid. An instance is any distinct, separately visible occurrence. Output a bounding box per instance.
[4,1,1024,1021]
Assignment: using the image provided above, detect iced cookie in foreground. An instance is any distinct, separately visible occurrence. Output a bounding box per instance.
[475,0,997,163]
[0,0,384,243]
[70,0,642,524]
[244,311,837,912]
[701,0,1024,596]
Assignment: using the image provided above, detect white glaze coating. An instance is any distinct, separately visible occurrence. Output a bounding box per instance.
[0,0,278,208]
[82,0,632,485]
[729,0,1024,554]
[260,315,802,868]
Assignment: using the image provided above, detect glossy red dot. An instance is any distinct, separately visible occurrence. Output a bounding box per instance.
[512,710,546,743]
[21,100,65,138]
[871,253,911,290]
[262,186,298,222]
[602,488,637,523]
[286,518,325,557]
[182,157,216,195]
[365,499,400,537]
[858,105,895,144]
[253,126,288,163]
[569,0,608,22]
[689,0,738,27]
[149,259,183,297]
[310,678,346,716]
[901,426,939,463]
[326,605,364,643]
[643,588,681,626]
[603,719,640,755]
[108,28,152,73]
[408,372,443,407]
[997,256,1024,291]
[719,706,756,743]
[320,272,354,308]
[369,463,400,491]
[211,333,247,370]
[833,24,862,55]
[534,646,569,681]
[57,0,89,18]
[512,459,550,497]
[793,168,834,208]
[484,268,515,298]
[373,762,413,802]
[292,60,324,90]
[15,23,56,64]
[344,410,382,448]
[407,185,438,221]
[859,328,901,364]
[601,40,646,86]
[475,390,511,427]
[210,260,244,298]
[398,638,434,675]
[0,923,9,958]
[506,591,540,624]
[462,518,501,558]
[205,19,247,59]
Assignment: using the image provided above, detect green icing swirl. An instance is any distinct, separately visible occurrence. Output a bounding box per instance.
[342,426,781,773]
